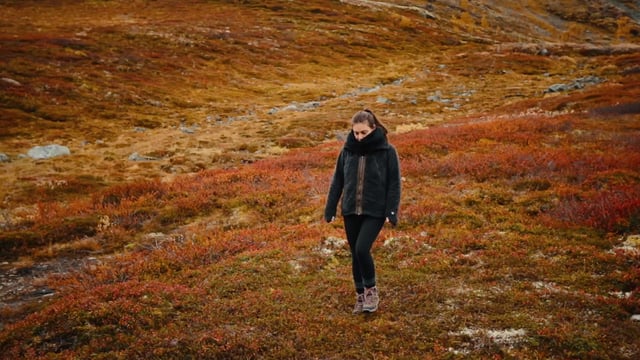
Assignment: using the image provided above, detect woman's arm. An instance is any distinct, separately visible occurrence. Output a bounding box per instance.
[385,146,401,226]
[324,151,345,222]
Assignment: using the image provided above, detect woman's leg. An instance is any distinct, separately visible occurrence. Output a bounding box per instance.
[353,216,385,288]
[344,215,365,293]
[344,215,385,291]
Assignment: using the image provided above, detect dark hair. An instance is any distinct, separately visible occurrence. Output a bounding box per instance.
[351,109,388,136]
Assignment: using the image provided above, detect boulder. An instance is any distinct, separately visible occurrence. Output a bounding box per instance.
[27,145,71,159]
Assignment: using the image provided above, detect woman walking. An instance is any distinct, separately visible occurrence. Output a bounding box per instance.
[324,109,401,313]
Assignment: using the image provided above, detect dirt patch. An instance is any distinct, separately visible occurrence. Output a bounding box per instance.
[0,256,102,330]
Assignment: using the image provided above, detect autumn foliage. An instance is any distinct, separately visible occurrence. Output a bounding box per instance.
[1,0,640,358]
[1,78,639,357]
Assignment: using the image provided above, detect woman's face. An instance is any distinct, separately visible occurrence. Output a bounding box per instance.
[352,122,375,142]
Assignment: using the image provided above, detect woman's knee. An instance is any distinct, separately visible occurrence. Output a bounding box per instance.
[354,244,372,260]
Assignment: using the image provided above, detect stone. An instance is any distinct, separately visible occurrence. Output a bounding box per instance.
[27,145,70,159]
[128,152,158,161]
[0,153,9,162]
[377,96,392,104]
[1,77,21,86]
[545,76,603,93]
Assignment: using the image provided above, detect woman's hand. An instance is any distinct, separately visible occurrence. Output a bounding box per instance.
[386,212,398,227]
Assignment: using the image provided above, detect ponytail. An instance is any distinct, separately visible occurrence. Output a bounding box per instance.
[352,109,388,136]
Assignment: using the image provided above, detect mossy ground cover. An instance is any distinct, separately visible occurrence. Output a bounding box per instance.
[1,0,639,358]
[1,90,639,358]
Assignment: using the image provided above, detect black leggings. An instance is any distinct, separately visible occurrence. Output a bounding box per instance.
[343,215,385,293]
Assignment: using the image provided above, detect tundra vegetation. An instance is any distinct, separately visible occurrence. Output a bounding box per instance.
[1,0,639,358]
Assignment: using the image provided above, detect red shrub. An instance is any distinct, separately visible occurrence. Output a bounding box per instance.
[548,184,640,233]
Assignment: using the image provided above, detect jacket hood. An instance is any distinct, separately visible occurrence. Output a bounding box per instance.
[344,127,389,154]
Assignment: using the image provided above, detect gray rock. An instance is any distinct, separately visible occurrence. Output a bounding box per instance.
[428,90,446,102]
[299,101,321,110]
[128,152,158,161]
[376,96,392,104]
[269,100,322,114]
[27,145,70,159]
[179,123,198,134]
[0,153,9,163]
[575,76,603,88]
[360,85,381,94]
[1,77,21,86]
[545,76,603,93]
[546,83,568,93]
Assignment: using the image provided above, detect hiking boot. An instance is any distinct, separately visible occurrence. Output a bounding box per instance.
[352,293,365,314]
[363,286,379,313]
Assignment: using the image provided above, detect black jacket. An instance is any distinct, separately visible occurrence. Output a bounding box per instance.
[324,127,401,225]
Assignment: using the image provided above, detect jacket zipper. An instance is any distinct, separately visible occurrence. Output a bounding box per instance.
[355,155,366,215]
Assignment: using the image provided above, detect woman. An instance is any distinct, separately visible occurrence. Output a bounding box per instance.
[324,109,401,314]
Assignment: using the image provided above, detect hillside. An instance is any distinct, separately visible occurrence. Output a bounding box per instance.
[1,0,640,358]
